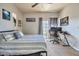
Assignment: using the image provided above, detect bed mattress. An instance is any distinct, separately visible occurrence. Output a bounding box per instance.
[19,35,45,42]
[0,35,47,55]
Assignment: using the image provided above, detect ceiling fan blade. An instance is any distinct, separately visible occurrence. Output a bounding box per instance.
[32,3,39,7]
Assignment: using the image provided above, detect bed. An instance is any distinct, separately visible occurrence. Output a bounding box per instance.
[0,31,47,56]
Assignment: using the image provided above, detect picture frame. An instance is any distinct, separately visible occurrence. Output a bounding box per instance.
[60,16,69,26]
[2,9,10,21]
[18,20,22,27]
[26,18,36,22]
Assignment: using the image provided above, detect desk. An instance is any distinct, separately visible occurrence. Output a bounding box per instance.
[59,31,70,46]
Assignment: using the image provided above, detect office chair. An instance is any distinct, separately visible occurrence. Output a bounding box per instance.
[49,27,62,44]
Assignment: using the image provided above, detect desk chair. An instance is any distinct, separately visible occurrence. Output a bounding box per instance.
[49,31,61,44]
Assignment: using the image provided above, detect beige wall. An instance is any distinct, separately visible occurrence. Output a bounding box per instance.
[0,3,23,31]
[59,3,79,51]
[22,12,59,34]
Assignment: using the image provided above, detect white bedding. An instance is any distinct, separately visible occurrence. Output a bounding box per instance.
[0,35,47,55]
[19,35,45,42]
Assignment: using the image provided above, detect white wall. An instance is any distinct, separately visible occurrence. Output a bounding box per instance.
[22,12,59,34]
[0,3,23,31]
[59,3,79,51]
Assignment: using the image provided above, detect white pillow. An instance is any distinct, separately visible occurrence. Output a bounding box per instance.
[3,33,15,41]
[18,31,24,36]
[0,34,5,41]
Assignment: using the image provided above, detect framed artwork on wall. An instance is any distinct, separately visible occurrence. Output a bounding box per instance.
[2,9,11,21]
[26,18,36,22]
[18,20,22,27]
[60,16,69,26]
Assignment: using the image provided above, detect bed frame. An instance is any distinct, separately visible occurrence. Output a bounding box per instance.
[0,51,47,56]
[9,51,47,56]
[0,30,15,33]
[0,30,47,56]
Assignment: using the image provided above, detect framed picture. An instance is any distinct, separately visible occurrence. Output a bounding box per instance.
[26,18,36,22]
[13,17,16,26]
[60,16,69,26]
[2,9,10,21]
[18,20,22,27]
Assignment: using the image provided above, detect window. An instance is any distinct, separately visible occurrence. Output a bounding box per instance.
[50,18,58,27]
[42,20,50,38]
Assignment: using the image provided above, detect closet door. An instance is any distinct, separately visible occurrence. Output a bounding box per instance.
[39,17,43,34]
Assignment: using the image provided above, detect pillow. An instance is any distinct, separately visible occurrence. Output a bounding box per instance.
[3,33,15,41]
[13,31,24,39]
[0,34,6,42]
[18,31,24,36]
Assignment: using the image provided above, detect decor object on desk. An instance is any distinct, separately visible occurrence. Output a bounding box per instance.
[60,16,69,26]
[26,18,36,22]
[2,9,10,21]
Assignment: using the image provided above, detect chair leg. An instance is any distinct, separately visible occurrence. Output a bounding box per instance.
[53,40,54,44]
[53,37,60,44]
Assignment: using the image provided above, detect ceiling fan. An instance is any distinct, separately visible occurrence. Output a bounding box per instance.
[32,3,52,8]
[32,3,39,8]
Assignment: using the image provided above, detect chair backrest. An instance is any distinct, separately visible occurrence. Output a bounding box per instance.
[49,27,62,37]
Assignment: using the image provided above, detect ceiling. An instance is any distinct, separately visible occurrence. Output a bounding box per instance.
[15,3,68,13]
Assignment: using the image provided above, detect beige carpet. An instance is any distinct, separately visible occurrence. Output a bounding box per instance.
[46,39,79,56]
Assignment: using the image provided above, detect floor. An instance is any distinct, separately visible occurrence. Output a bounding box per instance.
[46,39,79,56]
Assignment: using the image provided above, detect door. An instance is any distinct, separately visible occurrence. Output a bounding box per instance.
[39,17,43,34]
